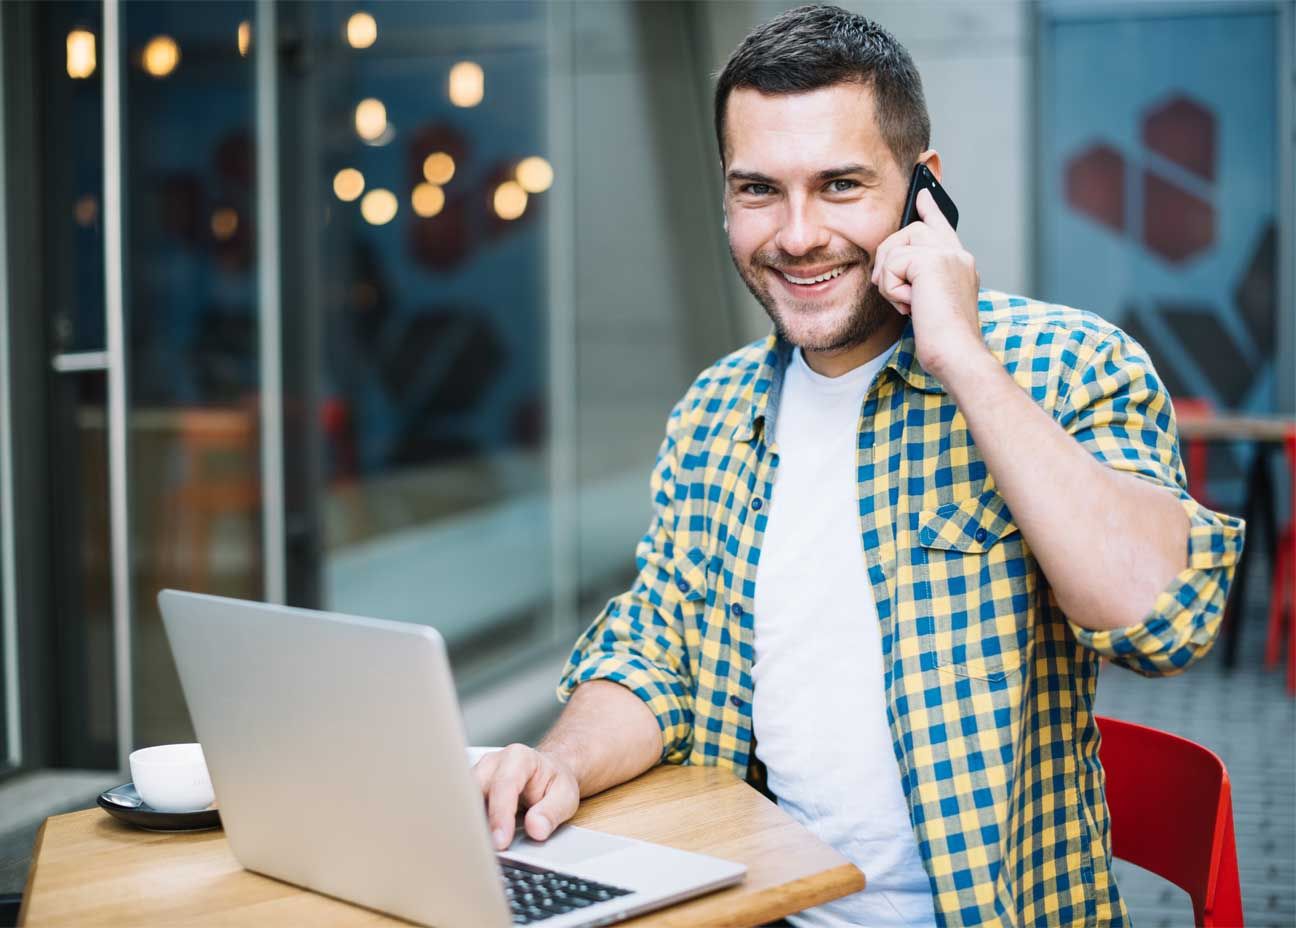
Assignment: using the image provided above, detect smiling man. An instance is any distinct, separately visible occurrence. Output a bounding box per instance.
[473,6,1245,926]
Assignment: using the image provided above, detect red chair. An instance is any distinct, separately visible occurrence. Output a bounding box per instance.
[1263,431,1296,694]
[1097,716,1243,927]
[1174,397,1220,510]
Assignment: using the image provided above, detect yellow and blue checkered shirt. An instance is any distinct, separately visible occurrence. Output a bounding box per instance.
[558,289,1245,926]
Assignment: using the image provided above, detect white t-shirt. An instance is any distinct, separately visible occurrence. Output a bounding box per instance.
[752,344,936,927]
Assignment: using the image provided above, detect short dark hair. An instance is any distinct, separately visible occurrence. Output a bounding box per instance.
[714,4,931,171]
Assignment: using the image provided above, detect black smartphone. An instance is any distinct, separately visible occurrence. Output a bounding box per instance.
[900,162,958,230]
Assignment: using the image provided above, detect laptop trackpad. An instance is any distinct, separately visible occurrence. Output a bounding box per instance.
[504,824,636,866]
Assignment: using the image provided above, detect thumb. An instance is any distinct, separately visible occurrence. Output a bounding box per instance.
[523,778,579,842]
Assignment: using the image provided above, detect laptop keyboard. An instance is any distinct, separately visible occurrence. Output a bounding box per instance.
[500,858,633,924]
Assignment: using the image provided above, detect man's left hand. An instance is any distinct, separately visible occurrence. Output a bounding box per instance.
[871,187,986,387]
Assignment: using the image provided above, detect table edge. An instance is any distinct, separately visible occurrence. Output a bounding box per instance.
[17,817,47,927]
[758,863,866,923]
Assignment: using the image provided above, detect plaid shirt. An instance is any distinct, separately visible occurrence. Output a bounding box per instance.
[558,289,1245,926]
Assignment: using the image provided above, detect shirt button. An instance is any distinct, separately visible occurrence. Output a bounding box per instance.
[675,577,689,592]
[750,498,763,511]
[730,603,744,618]
[729,695,744,709]
[974,528,988,543]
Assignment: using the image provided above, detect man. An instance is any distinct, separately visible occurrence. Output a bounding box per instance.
[473,6,1245,926]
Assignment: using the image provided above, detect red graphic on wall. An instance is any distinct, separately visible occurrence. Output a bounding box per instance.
[1065,143,1126,233]
[1064,92,1218,265]
[1142,96,1215,182]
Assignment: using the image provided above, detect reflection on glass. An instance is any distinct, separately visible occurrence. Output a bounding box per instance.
[34,1,118,767]
[125,1,262,748]
[237,20,250,58]
[492,180,527,220]
[422,151,455,185]
[448,60,484,108]
[296,3,555,674]
[411,183,445,218]
[360,188,397,225]
[354,97,387,142]
[514,156,552,194]
[346,11,377,49]
[210,207,238,241]
[66,28,97,79]
[333,167,365,202]
[142,35,180,78]
[54,375,117,768]
[74,194,98,228]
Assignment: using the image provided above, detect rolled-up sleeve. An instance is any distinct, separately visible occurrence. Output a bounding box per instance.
[556,399,695,762]
[1054,327,1246,676]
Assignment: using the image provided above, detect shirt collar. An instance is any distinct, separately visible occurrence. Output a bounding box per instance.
[730,317,944,444]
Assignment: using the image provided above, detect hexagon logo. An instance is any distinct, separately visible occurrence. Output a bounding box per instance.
[1142,95,1215,182]
[1143,171,1214,263]
[1064,143,1126,233]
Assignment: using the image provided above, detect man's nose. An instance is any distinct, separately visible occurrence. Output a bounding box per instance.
[773,196,831,257]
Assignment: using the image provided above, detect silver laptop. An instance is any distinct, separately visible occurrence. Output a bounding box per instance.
[158,590,746,928]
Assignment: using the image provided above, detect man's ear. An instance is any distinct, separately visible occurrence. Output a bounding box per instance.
[918,150,943,183]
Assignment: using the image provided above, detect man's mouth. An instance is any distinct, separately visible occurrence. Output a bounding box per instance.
[769,262,856,293]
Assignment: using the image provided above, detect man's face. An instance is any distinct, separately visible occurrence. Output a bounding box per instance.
[722,82,910,354]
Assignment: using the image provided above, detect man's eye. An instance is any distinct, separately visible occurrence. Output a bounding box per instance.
[742,183,773,196]
[829,179,858,193]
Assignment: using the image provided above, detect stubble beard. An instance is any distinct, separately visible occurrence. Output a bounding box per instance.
[730,245,895,354]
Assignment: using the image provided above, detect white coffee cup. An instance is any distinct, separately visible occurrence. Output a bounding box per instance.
[129,743,215,813]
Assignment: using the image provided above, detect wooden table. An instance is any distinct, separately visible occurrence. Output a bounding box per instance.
[19,765,865,926]
[1176,412,1294,443]
[1176,410,1295,668]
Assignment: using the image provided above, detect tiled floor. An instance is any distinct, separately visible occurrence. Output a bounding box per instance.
[1094,572,1296,928]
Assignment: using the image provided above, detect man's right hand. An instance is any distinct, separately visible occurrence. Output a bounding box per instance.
[473,744,581,851]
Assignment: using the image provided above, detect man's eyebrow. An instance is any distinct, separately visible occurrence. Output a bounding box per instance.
[813,163,880,182]
[725,164,881,185]
[726,170,777,185]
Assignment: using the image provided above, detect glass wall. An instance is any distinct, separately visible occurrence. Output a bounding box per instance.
[1,0,745,766]
[37,0,118,769]
[4,0,1288,775]
[293,3,558,673]
[123,0,263,749]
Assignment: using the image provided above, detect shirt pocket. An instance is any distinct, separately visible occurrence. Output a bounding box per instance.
[916,489,1034,683]
[668,547,709,604]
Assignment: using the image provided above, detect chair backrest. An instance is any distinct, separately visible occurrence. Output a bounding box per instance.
[1171,396,1216,504]
[1096,715,1243,927]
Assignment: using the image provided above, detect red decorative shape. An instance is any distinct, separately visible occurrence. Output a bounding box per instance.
[407,191,472,271]
[1143,171,1214,263]
[1142,95,1215,182]
[1065,144,1125,233]
[405,123,474,272]
[406,123,470,188]
[214,131,254,188]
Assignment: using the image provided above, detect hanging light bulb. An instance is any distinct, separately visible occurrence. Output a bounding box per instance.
[211,208,239,241]
[346,12,377,49]
[142,36,180,78]
[448,61,484,108]
[493,181,527,221]
[354,98,387,142]
[360,189,398,225]
[422,152,455,186]
[412,183,445,218]
[67,29,96,79]
[333,168,365,202]
[515,157,553,194]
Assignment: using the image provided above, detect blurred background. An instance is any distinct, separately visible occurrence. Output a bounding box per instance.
[0,1,1291,924]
